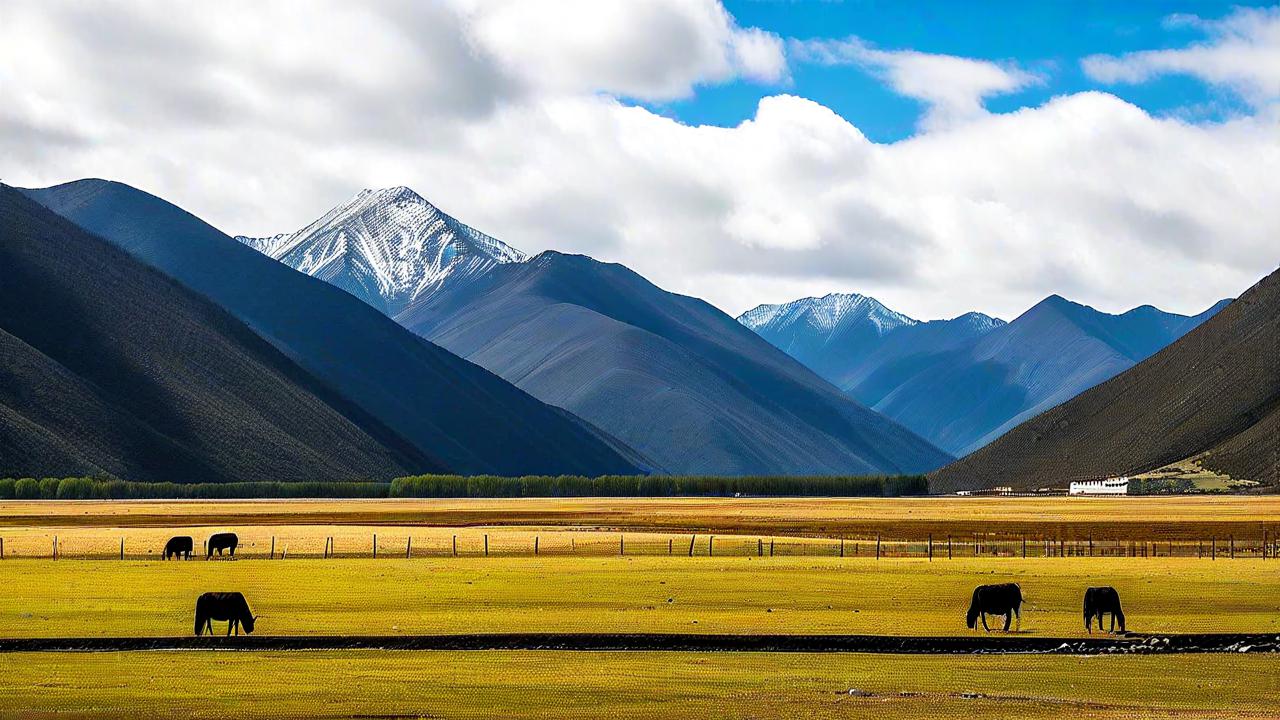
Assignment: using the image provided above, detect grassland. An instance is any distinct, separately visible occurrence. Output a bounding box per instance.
[0,650,1275,719]
[2,495,1279,540]
[0,557,1277,638]
[2,497,1278,718]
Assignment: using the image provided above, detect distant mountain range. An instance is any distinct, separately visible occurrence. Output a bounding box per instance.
[0,185,433,482]
[932,267,1277,492]
[21,180,646,478]
[238,189,952,476]
[740,292,1229,456]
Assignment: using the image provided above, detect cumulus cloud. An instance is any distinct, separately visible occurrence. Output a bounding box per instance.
[456,0,786,100]
[1083,6,1280,106]
[1,0,1277,323]
[791,37,1041,130]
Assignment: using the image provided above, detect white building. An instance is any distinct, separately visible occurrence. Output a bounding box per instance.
[1069,477,1130,495]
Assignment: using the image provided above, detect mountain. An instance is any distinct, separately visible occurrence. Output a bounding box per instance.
[739,292,1226,456]
[738,293,923,382]
[931,268,1278,493]
[396,251,952,476]
[235,187,525,317]
[23,180,645,477]
[0,184,435,482]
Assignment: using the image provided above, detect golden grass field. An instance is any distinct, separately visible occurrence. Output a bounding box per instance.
[0,557,1276,638]
[0,651,1276,720]
[1,497,1278,718]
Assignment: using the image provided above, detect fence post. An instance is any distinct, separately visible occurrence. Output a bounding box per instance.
[875,534,881,560]
[484,534,489,557]
[535,536,539,555]
[840,538,845,558]
[1230,535,1235,559]
[406,536,412,559]
[1088,536,1093,557]
[689,535,696,557]
[928,534,933,561]
[1212,536,1216,560]
[974,533,978,557]
[758,538,763,557]
[948,535,952,560]
[620,534,624,556]
[770,538,775,557]
[669,538,673,555]
[1021,536,1026,559]
[709,536,714,557]
[373,534,378,559]
[453,535,457,557]
[53,536,58,560]
[270,537,275,560]
[0,537,4,559]
[120,537,124,560]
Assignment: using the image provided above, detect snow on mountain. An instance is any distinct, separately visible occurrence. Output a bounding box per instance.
[236,186,525,316]
[739,293,917,350]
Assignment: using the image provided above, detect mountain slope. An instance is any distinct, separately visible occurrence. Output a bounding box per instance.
[0,184,436,482]
[24,180,643,477]
[931,268,1279,492]
[738,293,925,384]
[235,187,524,317]
[740,291,1225,456]
[870,296,1229,455]
[400,251,952,476]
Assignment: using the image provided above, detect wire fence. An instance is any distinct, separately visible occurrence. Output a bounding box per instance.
[2,530,1278,561]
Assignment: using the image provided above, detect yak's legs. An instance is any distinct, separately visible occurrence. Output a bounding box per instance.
[1003,612,1012,631]
[981,613,990,631]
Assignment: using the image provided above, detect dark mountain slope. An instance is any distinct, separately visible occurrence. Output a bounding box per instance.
[931,268,1279,492]
[23,180,643,477]
[0,184,436,482]
[402,251,952,476]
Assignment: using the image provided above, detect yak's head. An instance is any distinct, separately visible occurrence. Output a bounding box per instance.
[243,614,257,634]
[965,602,980,629]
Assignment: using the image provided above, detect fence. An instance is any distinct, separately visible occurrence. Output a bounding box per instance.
[2,530,1278,561]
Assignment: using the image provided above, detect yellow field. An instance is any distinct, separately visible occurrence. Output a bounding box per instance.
[2,497,1277,718]
[0,557,1276,638]
[0,651,1275,719]
[3,495,1279,529]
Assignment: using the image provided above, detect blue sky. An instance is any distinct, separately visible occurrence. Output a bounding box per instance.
[650,0,1266,141]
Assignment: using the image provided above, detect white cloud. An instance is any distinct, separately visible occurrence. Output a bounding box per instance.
[790,37,1040,130]
[1,1,1277,323]
[1083,6,1280,106]
[455,0,786,100]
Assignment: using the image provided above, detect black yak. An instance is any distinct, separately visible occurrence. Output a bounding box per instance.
[966,583,1023,631]
[194,592,256,636]
[1083,586,1125,633]
[163,536,193,560]
[207,532,239,558]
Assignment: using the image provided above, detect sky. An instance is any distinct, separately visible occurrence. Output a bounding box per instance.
[2,1,1278,321]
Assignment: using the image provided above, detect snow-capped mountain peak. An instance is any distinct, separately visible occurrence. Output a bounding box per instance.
[236,186,525,317]
[739,292,917,337]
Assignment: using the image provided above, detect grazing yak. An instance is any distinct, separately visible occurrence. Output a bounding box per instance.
[195,592,257,636]
[1083,586,1125,633]
[207,532,239,558]
[966,583,1023,632]
[163,536,193,560]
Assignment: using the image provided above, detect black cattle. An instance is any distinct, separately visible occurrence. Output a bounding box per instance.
[1083,586,1125,633]
[163,536,193,560]
[207,532,239,558]
[194,592,257,636]
[966,583,1023,631]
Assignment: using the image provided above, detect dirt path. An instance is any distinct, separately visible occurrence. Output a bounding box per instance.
[1,632,1276,654]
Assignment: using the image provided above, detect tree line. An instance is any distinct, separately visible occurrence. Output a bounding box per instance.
[0,474,928,499]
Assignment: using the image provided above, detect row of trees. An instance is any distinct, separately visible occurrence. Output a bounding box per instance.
[388,474,929,498]
[0,474,929,499]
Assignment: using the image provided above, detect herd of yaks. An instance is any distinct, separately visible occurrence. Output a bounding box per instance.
[170,534,1129,638]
